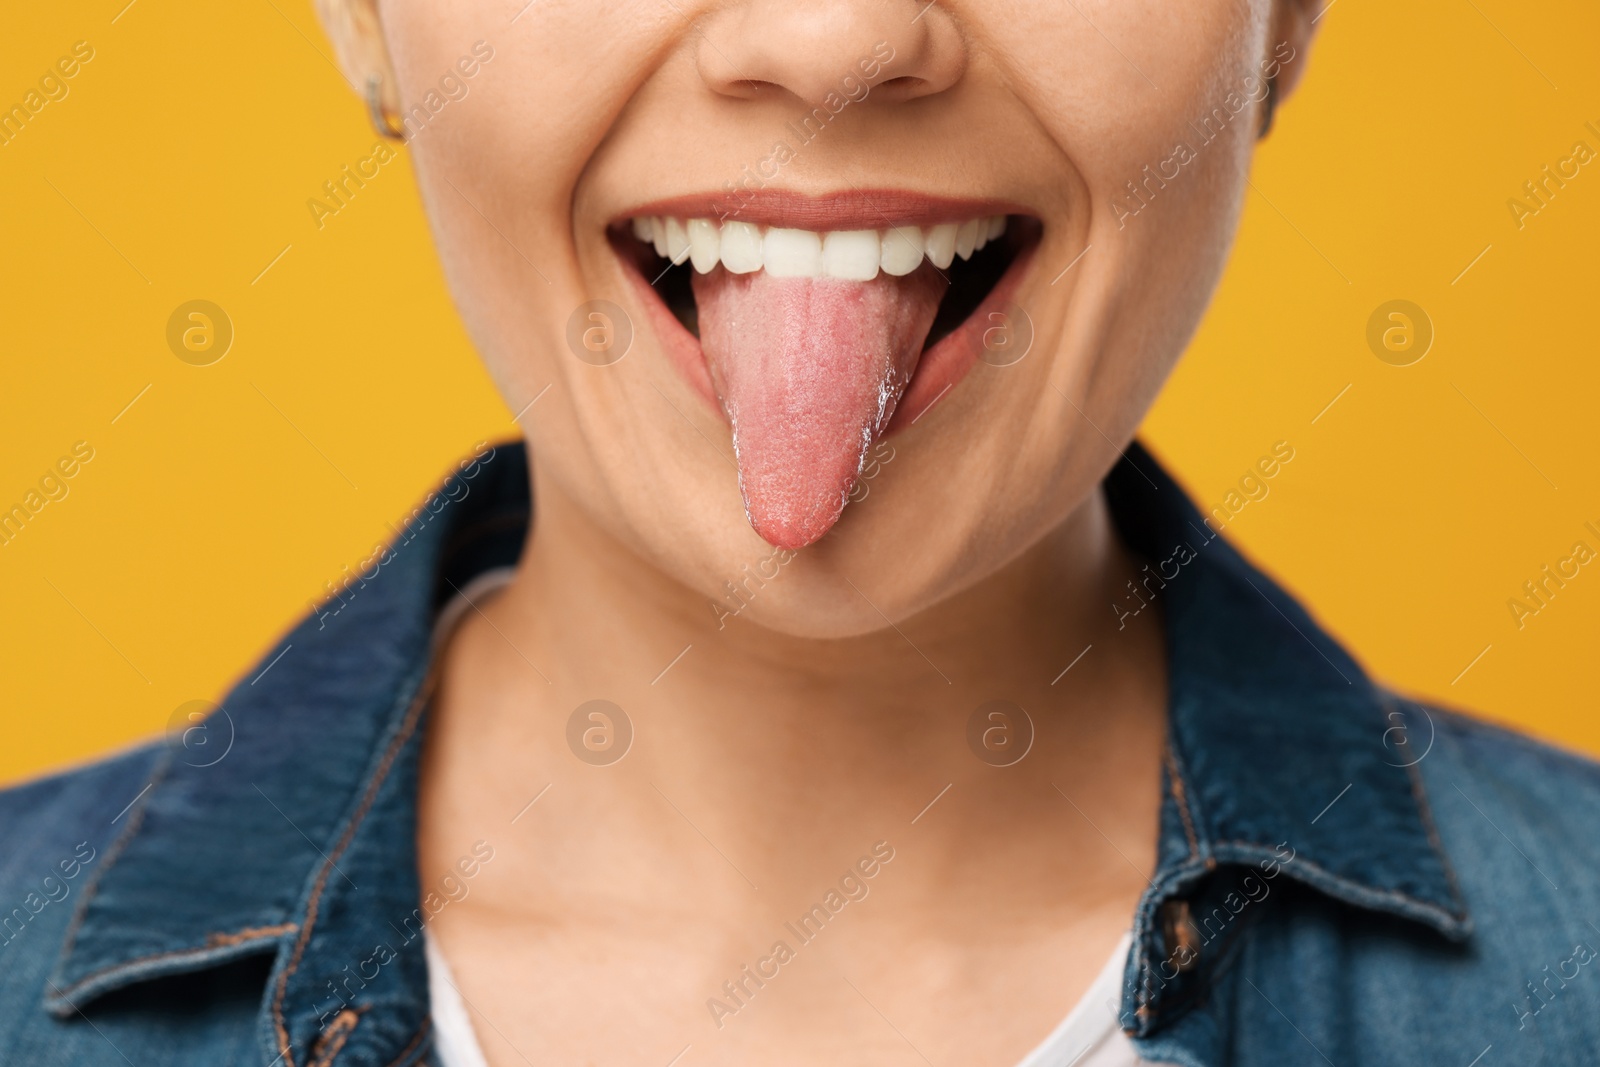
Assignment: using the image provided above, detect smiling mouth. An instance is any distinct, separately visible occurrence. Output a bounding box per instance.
[611,193,1041,550]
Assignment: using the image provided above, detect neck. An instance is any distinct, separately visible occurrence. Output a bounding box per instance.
[421,462,1168,918]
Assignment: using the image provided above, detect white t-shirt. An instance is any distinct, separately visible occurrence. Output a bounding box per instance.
[424,928,1151,1067]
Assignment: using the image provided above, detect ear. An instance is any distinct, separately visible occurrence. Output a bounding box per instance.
[1267,0,1322,103]
[314,0,400,116]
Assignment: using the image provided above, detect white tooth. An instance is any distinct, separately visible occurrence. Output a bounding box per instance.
[650,217,669,258]
[763,227,824,277]
[974,228,988,253]
[719,221,763,274]
[687,218,721,273]
[664,218,691,264]
[821,230,880,281]
[987,215,1007,240]
[925,222,958,269]
[880,227,925,276]
[954,218,981,261]
[631,217,652,241]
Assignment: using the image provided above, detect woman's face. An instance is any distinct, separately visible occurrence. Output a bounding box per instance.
[349,0,1308,636]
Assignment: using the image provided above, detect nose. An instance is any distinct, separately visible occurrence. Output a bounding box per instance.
[696,0,965,107]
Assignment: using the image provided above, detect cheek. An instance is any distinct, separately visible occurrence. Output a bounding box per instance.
[1025,6,1266,421]
[999,2,1266,234]
[387,2,645,420]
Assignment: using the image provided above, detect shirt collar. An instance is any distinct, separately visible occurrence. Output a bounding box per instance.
[46,440,525,1067]
[47,439,1468,1056]
[1102,443,1469,1035]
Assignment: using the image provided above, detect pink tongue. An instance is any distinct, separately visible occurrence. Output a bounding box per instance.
[693,267,943,549]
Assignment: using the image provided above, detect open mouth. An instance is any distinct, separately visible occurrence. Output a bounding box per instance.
[611,194,1041,549]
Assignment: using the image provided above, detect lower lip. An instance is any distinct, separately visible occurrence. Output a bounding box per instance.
[619,234,1040,436]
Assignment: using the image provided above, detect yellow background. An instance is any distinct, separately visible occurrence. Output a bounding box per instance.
[2,1,1596,786]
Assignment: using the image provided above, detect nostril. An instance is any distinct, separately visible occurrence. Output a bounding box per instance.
[870,75,927,101]
[731,78,782,100]
[696,0,967,106]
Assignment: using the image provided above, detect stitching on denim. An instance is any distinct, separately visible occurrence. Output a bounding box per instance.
[1405,760,1468,916]
[53,923,298,1003]
[270,671,437,1067]
[1134,898,1158,1017]
[384,1018,432,1067]
[1163,742,1201,860]
[1130,861,1214,1027]
[206,923,298,948]
[1133,853,1307,1035]
[1209,841,1463,926]
[1133,722,1207,1026]
[47,746,175,1007]
[1139,890,1267,1028]
[310,1006,365,1067]
[50,939,276,1008]
[1385,693,1471,922]
[1134,901,1169,1027]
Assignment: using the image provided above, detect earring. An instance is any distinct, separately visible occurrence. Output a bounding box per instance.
[1257,75,1279,140]
[366,73,406,140]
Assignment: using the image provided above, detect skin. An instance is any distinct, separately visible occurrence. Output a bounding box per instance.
[318,1,1318,1063]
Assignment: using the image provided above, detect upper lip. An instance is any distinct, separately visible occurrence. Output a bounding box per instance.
[616,188,1030,232]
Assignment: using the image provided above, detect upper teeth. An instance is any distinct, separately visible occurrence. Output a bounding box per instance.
[629,215,1007,279]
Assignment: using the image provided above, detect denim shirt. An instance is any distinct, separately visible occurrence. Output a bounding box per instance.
[2,441,1597,1067]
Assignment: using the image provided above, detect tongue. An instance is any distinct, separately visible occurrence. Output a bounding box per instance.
[693,267,943,549]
